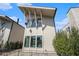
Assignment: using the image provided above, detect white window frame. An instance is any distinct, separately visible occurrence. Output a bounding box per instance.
[24,35,42,48]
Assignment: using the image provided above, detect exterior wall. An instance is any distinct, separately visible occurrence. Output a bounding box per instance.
[42,17,56,52]
[0,19,12,45]
[0,16,25,48]
[9,22,25,43]
[23,17,56,52]
[71,8,79,25]
[2,22,12,45]
[67,8,79,29]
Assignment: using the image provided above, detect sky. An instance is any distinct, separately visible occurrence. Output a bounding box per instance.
[0,3,79,31]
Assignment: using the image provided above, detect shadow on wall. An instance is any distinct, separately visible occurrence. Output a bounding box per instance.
[42,17,54,31]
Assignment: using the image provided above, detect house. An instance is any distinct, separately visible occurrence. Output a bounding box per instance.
[19,6,56,53]
[67,7,79,29]
[0,15,25,48]
[62,7,79,32]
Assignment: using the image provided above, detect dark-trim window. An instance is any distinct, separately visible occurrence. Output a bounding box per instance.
[37,18,42,27]
[31,19,36,27]
[26,19,36,28]
[26,17,42,28]
[26,20,31,28]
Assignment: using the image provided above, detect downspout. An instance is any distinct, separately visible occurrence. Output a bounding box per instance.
[53,8,57,35]
[52,8,57,53]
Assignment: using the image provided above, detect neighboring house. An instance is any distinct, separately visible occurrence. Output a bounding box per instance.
[19,6,56,53]
[62,7,79,32]
[67,7,79,29]
[0,15,25,48]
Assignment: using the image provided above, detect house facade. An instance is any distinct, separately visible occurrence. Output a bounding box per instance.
[19,6,56,53]
[0,15,25,48]
[62,8,79,32]
[67,8,79,29]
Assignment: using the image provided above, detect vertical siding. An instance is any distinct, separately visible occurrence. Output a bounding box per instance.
[67,10,77,28]
[9,22,24,43]
[71,8,79,29]
[42,17,56,52]
[2,22,12,45]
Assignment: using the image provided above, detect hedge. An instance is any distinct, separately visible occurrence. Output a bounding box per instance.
[53,27,79,56]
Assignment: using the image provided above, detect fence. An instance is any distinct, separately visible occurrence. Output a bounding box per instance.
[0,49,57,56]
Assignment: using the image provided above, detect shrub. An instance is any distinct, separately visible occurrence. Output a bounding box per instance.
[4,41,23,51]
[70,28,79,55]
[53,27,79,56]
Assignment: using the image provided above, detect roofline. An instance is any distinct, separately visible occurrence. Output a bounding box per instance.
[0,15,25,29]
[18,5,56,10]
[66,7,79,16]
[6,16,25,29]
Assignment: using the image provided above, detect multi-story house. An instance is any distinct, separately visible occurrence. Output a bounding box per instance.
[62,7,79,32]
[67,7,79,29]
[0,15,25,48]
[19,6,56,53]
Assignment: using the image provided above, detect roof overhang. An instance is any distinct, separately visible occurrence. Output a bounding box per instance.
[19,6,56,18]
[0,15,11,22]
[0,15,25,29]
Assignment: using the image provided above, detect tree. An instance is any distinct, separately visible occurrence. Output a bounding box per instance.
[53,27,79,56]
[4,41,23,51]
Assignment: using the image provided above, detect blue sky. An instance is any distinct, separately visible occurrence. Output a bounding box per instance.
[0,3,79,31]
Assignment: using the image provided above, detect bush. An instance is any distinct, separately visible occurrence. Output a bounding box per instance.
[4,41,23,51]
[53,27,79,56]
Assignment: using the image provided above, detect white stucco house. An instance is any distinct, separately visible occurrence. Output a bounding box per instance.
[19,6,57,53]
[67,7,79,29]
[0,15,25,48]
[62,7,79,32]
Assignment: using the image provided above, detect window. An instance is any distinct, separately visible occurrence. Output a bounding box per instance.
[26,20,31,28]
[30,36,36,48]
[26,17,42,28]
[37,18,42,27]
[26,19,36,28]
[37,36,42,48]
[24,36,30,47]
[24,35,42,48]
[31,19,36,27]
